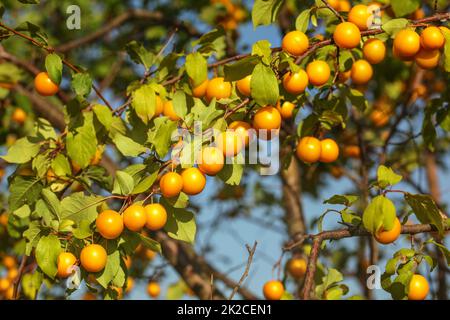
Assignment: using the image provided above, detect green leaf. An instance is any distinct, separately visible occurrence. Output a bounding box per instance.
[162,201,196,244]
[405,193,445,237]
[217,158,244,185]
[2,136,41,164]
[34,118,57,140]
[126,41,154,69]
[113,133,147,157]
[72,73,92,97]
[147,117,178,158]
[72,220,93,239]
[295,9,311,32]
[9,176,43,211]
[112,171,135,195]
[23,221,42,256]
[13,204,31,219]
[35,234,61,279]
[61,192,102,225]
[66,112,97,168]
[377,165,402,188]
[223,56,259,82]
[428,240,450,266]
[52,154,71,177]
[250,63,279,106]
[381,18,409,37]
[131,171,158,194]
[93,104,114,131]
[41,189,61,221]
[252,40,272,65]
[139,234,162,253]
[167,281,188,300]
[21,271,43,300]
[165,192,190,209]
[172,90,189,119]
[252,0,284,27]
[97,249,119,288]
[441,27,450,72]
[390,0,420,17]
[185,52,207,86]
[45,53,62,85]
[324,194,359,206]
[389,272,412,300]
[362,195,396,234]
[131,84,156,124]
[346,88,368,111]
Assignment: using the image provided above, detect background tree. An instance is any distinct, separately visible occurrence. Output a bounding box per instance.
[0,0,449,300]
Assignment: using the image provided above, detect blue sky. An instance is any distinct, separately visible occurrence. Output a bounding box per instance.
[2,0,447,300]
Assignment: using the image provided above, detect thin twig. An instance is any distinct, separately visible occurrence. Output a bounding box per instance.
[228,241,258,300]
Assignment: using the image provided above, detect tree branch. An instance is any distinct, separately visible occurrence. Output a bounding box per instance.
[55,9,201,53]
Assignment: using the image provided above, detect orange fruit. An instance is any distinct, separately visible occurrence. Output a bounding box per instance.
[144,203,168,231]
[11,108,27,124]
[155,95,164,116]
[287,258,307,279]
[83,292,97,300]
[306,61,330,86]
[96,210,124,240]
[34,72,59,96]
[415,48,440,69]
[375,217,401,244]
[338,0,351,12]
[159,172,183,198]
[319,139,339,163]
[363,38,386,64]
[124,256,132,269]
[57,252,77,278]
[123,204,147,231]
[277,101,296,119]
[344,145,361,158]
[90,148,103,166]
[253,106,282,131]
[420,26,445,50]
[205,77,232,101]
[7,268,18,280]
[229,121,252,146]
[253,106,281,139]
[163,100,181,121]
[327,0,340,10]
[216,131,243,157]
[3,256,16,270]
[0,213,8,227]
[333,22,361,49]
[263,280,284,300]
[181,167,206,195]
[0,278,11,292]
[338,69,351,83]
[412,8,425,20]
[348,4,371,31]
[198,146,224,176]
[80,244,107,273]
[408,274,429,300]
[147,281,161,298]
[236,75,251,97]
[282,70,309,95]
[126,277,134,293]
[393,29,420,59]
[296,136,322,163]
[370,109,390,127]
[192,79,209,98]
[351,59,373,85]
[144,249,157,260]
[282,30,309,57]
